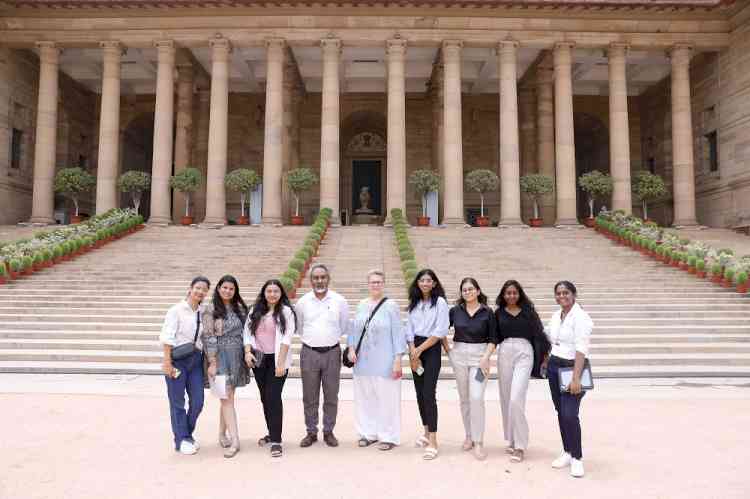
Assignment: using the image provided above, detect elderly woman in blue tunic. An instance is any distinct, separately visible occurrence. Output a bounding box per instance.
[346,269,406,451]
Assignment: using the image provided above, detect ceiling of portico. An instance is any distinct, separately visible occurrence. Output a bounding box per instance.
[56,44,673,97]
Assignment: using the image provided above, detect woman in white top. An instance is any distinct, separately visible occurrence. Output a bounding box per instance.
[543,280,593,478]
[159,276,210,455]
[243,279,296,458]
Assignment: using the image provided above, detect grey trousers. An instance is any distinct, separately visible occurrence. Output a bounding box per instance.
[300,344,341,434]
[450,342,489,443]
[497,338,533,450]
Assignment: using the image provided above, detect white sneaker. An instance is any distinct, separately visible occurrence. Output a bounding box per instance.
[191,439,200,451]
[551,451,571,469]
[178,440,197,455]
[570,458,585,478]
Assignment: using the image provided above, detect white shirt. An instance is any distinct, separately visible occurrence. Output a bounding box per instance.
[159,299,205,350]
[546,302,593,360]
[242,305,296,369]
[294,290,350,347]
[405,296,450,343]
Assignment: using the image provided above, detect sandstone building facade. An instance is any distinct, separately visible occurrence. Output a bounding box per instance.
[0,0,748,228]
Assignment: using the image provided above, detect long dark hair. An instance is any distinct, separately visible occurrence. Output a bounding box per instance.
[455,277,488,307]
[212,274,248,320]
[495,279,535,312]
[248,279,297,336]
[407,269,447,312]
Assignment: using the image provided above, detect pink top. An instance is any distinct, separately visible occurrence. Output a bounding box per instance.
[255,314,276,354]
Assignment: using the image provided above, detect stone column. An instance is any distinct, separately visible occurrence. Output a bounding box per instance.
[498,41,524,226]
[29,42,61,224]
[536,62,555,224]
[192,88,210,222]
[441,40,465,225]
[669,44,698,227]
[386,38,407,223]
[203,37,231,226]
[262,38,285,225]
[518,85,536,222]
[430,63,445,221]
[553,42,578,226]
[95,41,122,215]
[608,43,632,214]
[319,38,341,225]
[172,63,194,222]
[148,40,175,225]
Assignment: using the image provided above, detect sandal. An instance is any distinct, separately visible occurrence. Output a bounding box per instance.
[358,437,378,448]
[378,442,396,451]
[219,435,231,448]
[510,449,524,463]
[270,444,283,458]
[223,446,239,458]
[258,435,272,447]
[473,444,487,461]
[505,446,516,455]
[462,439,474,451]
[423,447,438,460]
[414,436,430,448]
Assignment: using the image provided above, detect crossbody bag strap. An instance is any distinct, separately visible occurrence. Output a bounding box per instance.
[193,310,201,344]
[354,298,387,357]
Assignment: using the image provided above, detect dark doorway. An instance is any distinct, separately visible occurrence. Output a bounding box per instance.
[121,113,155,220]
[352,160,382,216]
[574,113,609,219]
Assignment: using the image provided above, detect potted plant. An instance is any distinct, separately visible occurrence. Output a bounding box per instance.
[578,170,613,227]
[286,167,318,225]
[464,169,499,227]
[170,167,202,225]
[20,255,33,276]
[408,169,440,226]
[8,259,21,280]
[54,167,96,224]
[520,174,554,227]
[723,267,735,288]
[0,261,7,285]
[696,260,707,278]
[225,168,261,225]
[737,271,749,294]
[687,256,697,274]
[117,171,151,214]
[632,171,667,223]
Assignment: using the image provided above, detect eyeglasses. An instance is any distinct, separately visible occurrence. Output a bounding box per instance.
[368,281,385,286]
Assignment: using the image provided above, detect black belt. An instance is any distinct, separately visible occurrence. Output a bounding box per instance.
[303,343,340,353]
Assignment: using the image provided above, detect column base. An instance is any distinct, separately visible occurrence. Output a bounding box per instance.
[672,219,701,229]
[147,215,172,226]
[262,216,284,226]
[200,217,226,228]
[441,217,467,226]
[27,216,55,225]
[554,218,582,228]
[497,218,527,228]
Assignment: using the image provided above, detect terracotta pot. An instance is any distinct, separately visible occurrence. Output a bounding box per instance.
[737,283,748,294]
[9,271,19,280]
[688,266,696,274]
[529,218,543,228]
[696,271,706,278]
[679,262,689,271]
[583,217,595,228]
[22,267,32,276]
[291,215,305,225]
[53,257,62,264]
[711,274,723,284]
[722,278,733,288]
[476,216,490,227]
[71,215,83,224]
[180,216,194,226]
[0,276,5,285]
[671,260,680,268]
[237,215,250,225]
[32,263,42,272]
[417,216,430,227]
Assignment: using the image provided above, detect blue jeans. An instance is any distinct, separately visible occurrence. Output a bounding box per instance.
[165,350,205,450]
[547,356,586,459]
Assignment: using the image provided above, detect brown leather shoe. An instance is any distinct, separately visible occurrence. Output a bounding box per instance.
[300,433,318,448]
[323,432,339,447]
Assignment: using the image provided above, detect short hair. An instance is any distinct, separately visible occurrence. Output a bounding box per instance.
[310,263,329,276]
[554,280,577,296]
[367,269,385,282]
[190,275,210,288]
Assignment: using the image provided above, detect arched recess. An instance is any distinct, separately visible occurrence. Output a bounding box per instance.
[340,110,387,224]
[574,112,610,219]
[120,112,155,220]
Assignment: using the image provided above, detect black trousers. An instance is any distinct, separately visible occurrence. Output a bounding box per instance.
[547,355,586,459]
[253,353,288,444]
[412,336,442,433]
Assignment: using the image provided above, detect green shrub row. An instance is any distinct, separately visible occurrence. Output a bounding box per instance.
[390,209,419,288]
[278,208,333,294]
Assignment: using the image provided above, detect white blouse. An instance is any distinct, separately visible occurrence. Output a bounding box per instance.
[159,300,205,350]
[545,302,593,360]
[242,305,296,369]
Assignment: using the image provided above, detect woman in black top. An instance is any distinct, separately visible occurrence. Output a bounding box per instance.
[494,279,550,463]
[446,277,498,461]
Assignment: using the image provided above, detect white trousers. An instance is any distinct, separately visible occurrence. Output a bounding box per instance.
[450,342,488,443]
[353,375,402,445]
[498,338,533,450]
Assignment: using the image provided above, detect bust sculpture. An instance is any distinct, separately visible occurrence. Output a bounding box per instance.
[355,186,374,214]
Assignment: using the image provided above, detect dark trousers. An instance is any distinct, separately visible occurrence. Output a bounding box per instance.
[412,336,441,433]
[165,350,205,450]
[300,344,341,434]
[253,353,288,444]
[547,355,586,459]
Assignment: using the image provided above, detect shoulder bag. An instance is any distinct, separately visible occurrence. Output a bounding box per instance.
[342,298,387,368]
[171,310,201,361]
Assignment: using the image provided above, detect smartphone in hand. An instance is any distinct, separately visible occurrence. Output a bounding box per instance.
[474,368,486,383]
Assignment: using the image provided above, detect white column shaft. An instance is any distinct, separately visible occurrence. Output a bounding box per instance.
[386,39,407,222]
[670,45,698,227]
[95,41,122,215]
[608,43,632,214]
[553,43,579,226]
[441,41,465,225]
[498,41,524,226]
[262,39,285,224]
[148,40,176,224]
[319,38,341,224]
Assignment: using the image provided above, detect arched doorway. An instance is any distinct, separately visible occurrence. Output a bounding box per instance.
[120,113,155,220]
[340,111,387,225]
[574,113,610,220]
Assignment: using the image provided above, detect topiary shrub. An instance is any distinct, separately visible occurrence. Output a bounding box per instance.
[54,167,96,218]
[289,258,305,272]
[117,170,151,214]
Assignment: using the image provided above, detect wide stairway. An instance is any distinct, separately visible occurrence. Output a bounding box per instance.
[410,226,750,378]
[0,225,307,374]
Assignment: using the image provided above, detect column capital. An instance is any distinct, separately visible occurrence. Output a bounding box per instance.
[553,41,576,51]
[608,42,630,58]
[668,43,693,63]
[442,40,463,63]
[498,40,520,52]
[99,40,126,56]
[35,41,61,62]
[386,38,407,54]
[153,39,175,51]
[265,38,286,51]
[209,36,232,53]
[321,37,342,53]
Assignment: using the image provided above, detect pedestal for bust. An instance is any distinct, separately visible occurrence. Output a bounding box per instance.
[352,214,382,225]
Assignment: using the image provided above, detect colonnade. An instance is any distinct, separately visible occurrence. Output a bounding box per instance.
[26,37,698,227]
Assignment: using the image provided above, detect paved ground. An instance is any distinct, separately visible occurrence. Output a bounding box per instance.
[1,375,748,499]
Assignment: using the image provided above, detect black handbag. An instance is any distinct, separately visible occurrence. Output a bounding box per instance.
[342,298,387,368]
[171,310,201,361]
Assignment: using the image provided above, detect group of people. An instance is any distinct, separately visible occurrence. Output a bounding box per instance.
[159,264,593,478]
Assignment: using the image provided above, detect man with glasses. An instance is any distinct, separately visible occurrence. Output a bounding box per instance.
[295,263,350,448]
